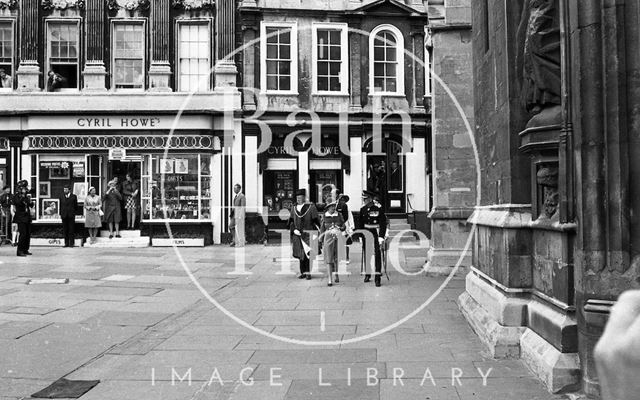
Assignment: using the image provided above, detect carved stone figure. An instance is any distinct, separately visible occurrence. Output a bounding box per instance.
[537,165,559,220]
[516,0,562,122]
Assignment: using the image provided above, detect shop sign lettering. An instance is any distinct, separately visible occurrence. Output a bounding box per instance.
[267,145,340,156]
[76,117,162,128]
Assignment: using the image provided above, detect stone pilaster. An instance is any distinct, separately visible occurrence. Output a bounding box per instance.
[16,0,40,91]
[348,19,362,112]
[149,0,172,91]
[83,0,107,91]
[214,0,238,91]
[425,0,475,274]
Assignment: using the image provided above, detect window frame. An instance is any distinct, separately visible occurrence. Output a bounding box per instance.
[369,24,405,96]
[0,18,15,92]
[175,18,213,92]
[45,18,81,91]
[260,21,298,95]
[111,19,146,92]
[311,22,349,95]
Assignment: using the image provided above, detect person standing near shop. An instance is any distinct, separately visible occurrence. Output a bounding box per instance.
[229,183,246,247]
[122,173,139,230]
[0,186,12,244]
[289,189,320,280]
[103,179,122,239]
[357,190,387,287]
[59,184,78,247]
[319,199,346,286]
[336,193,354,264]
[12,180,33,257]
[84,187,102,244]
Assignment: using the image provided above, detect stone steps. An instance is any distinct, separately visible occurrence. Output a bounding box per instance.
[98,230,142,238]
[85,236,150,248]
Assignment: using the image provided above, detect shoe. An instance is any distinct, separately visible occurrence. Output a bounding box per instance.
[334,274,339,283]
[375,277,381,287]
[364,275,371,283]
[230,242,235,247]
[25,251,32,255]
[306,274,311,280]
[346,260,350,264]
[17,252,27,257]
[298,274,306,279]
[327,282,333,287]
[109,234,113,239]
[115,234,121,238]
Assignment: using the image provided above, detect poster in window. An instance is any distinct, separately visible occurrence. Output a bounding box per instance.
[39,182,51,198]
[73,162,85,178]
[41,199,59,219]
[49,162,70,179]
[73,182,87,203]
[160,159,174,174]
[174,158,188,174]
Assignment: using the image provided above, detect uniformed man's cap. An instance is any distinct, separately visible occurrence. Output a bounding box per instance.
[17,180,28,188]
[295,188,306,197]
[362,190,376,199]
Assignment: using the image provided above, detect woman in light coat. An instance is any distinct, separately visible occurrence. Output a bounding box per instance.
[84,186,102,244]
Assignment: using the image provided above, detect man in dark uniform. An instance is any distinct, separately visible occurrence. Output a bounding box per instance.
[358,190,387,287]
[13,180,33,257]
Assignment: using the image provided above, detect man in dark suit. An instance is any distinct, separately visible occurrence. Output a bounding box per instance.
[60,184,78,247]
[12,180,33,256]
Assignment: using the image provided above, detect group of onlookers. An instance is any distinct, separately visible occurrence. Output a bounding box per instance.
[0,174,139,256]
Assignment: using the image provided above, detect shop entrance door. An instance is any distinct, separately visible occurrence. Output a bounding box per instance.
[365,138,406,214]
[108,160,142,227]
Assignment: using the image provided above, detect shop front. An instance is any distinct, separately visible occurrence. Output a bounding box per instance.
[19,114,222,246]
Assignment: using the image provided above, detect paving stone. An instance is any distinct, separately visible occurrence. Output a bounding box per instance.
[83,311,172,327]
[250,349,376,364]
[380,378,461,400]
[284,379,379,400]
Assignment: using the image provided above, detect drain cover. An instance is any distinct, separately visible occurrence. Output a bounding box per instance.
[31,378,100,398]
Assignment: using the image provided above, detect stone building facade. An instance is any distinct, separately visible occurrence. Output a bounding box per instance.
[459,0,640,397]
[0,0,241,245]
[237,0,432,232]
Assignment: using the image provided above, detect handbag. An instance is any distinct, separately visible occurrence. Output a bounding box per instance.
[99,209,104,217]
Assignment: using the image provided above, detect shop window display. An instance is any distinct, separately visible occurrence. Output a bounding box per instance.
[142,154,212,220]
[264,170,295,216]
[38,159,85,220]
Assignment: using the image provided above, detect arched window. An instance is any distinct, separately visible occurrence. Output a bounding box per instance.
[369,24,404,95]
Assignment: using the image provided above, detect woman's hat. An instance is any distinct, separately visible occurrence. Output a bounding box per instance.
[88,186,96,193]
[338,194,350,202]
[17,180,28,188]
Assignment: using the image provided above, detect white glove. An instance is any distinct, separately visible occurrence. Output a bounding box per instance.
[293,229,301,236]
[378,237,385,245]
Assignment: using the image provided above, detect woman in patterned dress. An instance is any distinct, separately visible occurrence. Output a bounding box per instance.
[122,173,139,230]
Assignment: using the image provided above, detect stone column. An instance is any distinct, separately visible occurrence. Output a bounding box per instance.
[426,1,475,274]
[149,0,172,91]
[16,0,40,91]
[83,0,107,90]
[215,0,238,91]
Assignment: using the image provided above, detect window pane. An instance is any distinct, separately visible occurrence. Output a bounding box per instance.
[267,75,277,90]
[178,23,210,92]
[266,60,277,74]
[374,63,384,77]
[317,77,328,91]
[318,30,328,43]
[329,77,340,91]
[385,63,396,77]
[266,28,278,43]
[279,76,290,91]
[386,47,396,62]
[318,62,328,75]
[279,30,290,44]
[387,78,396,92]
[374,46,384,61]
[266,44,278,59]
[329,62,340,76]
[329,46,340,61]
[329,30,340,44]
[279,44,290,60]
[279,61,290,75]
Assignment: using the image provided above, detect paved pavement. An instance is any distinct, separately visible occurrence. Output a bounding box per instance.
[0,243,567,399]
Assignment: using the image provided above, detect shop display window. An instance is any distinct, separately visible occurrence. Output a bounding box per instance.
[264,170,295,216]
[37,156,85,220]
[142,154,212,220]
